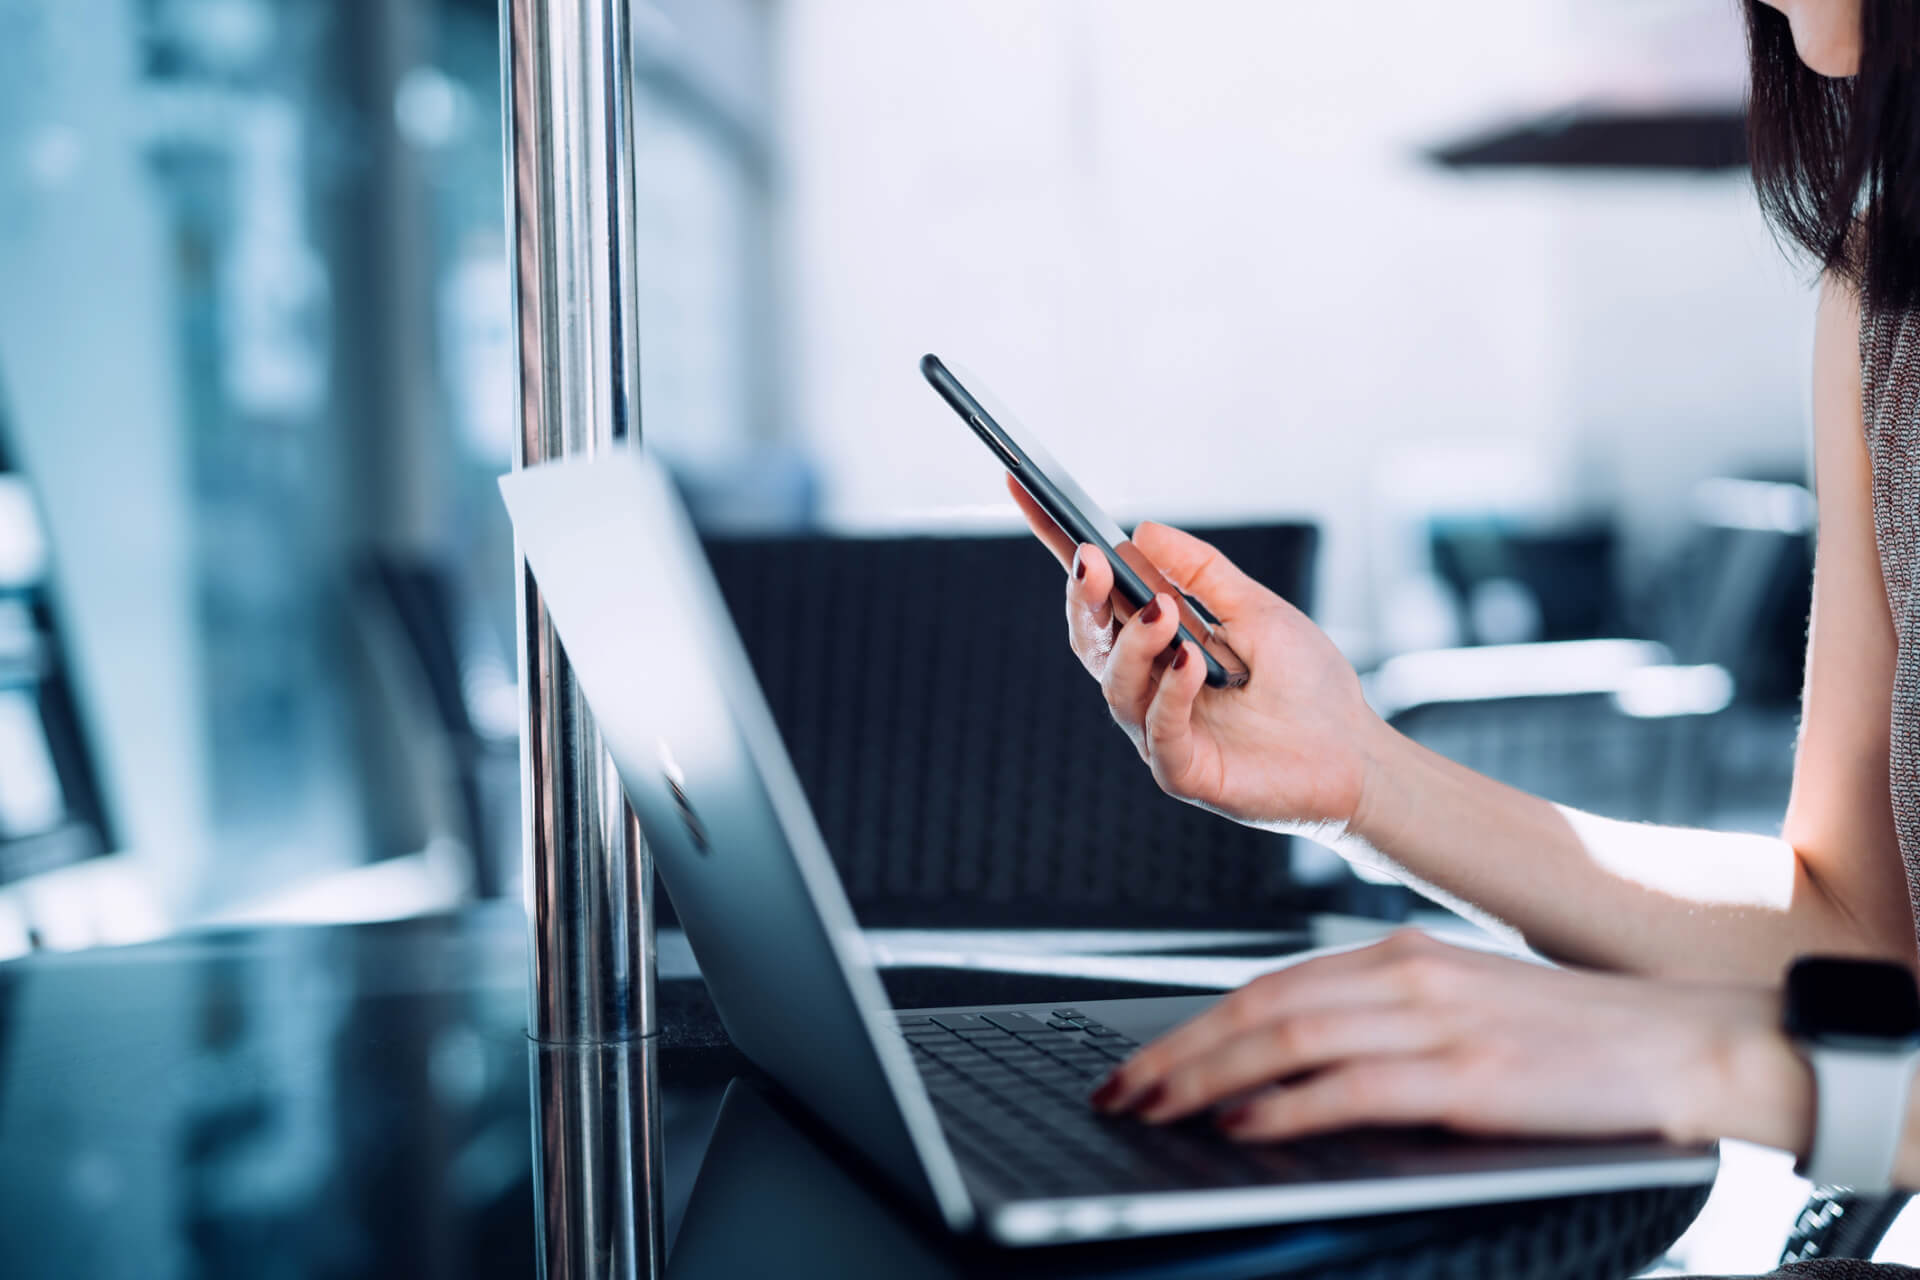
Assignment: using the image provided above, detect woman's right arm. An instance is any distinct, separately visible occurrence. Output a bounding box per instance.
[1015,276,1915,983]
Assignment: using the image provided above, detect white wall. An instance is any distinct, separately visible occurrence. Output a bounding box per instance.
[775,0,1816,650]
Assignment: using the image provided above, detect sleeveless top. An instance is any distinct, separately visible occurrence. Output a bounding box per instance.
[1859,303,1920,944]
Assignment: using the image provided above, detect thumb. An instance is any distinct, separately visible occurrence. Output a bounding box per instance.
[1129,522,1265,624]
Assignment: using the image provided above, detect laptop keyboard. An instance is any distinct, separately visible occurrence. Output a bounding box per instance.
[898,1008,1382,1199]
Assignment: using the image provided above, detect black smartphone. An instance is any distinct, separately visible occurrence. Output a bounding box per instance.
[921,353,1250,689]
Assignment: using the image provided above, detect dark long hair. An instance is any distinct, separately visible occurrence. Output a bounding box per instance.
[1747,1,1920,311]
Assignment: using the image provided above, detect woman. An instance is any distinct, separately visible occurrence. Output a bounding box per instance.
[1015,0,1920,1215]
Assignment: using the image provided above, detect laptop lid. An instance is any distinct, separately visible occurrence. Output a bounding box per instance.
[500,451,973,1232]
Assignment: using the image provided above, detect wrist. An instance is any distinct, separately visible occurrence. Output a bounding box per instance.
[1345,716,1420,849]
[1670,989,1813,1157]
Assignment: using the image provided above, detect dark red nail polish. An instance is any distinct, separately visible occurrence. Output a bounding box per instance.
[1073,552,1086,582]
[1089,1075,1123,1109]
[1216,1103,1256,1132]
[1172,645,1189,670]
[1140,598,1163,625]
[1130,1082,1167,1115]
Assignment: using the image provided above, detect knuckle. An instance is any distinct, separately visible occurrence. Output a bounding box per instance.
[1287,1008,1339,1052]
[1395,953,1458,1001]
[1262,1017,1306,1063]
[1219,989,1263,1034]
[1069,605,1108,650]
[1244,972,1290,1011]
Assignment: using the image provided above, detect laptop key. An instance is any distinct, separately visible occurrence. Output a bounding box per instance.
[1050,1009,1084,1020]
[929,1013,992,1031]
[980,1010,1048,1033]
[1045,1045,1107,1065]
[991,1053,1050,1069]
[987,1055,1049,1071]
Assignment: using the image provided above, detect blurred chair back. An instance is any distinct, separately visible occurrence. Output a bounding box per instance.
[1377,477,1815,832]
[1661,478,1814,705]
[701,522,1318,930]
[349,555,517,899]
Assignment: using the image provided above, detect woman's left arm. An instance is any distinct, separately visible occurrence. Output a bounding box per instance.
[1092,931,1868,1172]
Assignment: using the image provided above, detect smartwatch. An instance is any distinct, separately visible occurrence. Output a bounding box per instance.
[1784,955,1920,1191]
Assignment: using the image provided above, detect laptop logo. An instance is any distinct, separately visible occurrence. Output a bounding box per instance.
[659,740,711,855]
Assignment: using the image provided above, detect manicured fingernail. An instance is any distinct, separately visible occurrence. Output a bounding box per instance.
[1128,1082,1167,1118]
[1089,1075,1124,1110]
[1140,597,1163,625]
[1216,1102,1257,1134]
[1172,644,1190,671]
[1073,549,1087,581]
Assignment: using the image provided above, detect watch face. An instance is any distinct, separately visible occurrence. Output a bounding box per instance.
[1786,957,1920,1042]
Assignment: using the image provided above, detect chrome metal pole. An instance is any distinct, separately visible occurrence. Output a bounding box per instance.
[501,0,662,1274]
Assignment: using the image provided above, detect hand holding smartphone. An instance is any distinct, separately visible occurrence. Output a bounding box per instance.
[920,354,1249,689]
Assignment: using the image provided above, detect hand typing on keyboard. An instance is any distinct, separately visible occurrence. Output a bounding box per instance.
[898,1007,1362,1194]
[1085,929,1808,1161]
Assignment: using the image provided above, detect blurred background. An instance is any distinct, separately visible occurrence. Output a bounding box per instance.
[0,0,1817,942]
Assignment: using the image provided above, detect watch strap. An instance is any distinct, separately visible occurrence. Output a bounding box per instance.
[1799,1043,1920,1191]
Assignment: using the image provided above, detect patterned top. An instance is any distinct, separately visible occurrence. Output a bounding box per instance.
[1860,302,1920,944]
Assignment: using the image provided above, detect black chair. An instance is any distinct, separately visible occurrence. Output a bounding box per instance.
[700,522,1325,931]
[1373,479,1815,831]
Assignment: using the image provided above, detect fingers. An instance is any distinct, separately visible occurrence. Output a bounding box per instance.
[1142,641,1206,783]
[1006,475,1076,567]
[1215,1055,1461,1142]
[1130,522,1266,626]
[1136,1007,1448,1124]
[1007,473,1125,679]
[1099,592,1182,738]
[1094,932,1458,1112]
[1094,965,1401,1114]
[1066,543,1117,674]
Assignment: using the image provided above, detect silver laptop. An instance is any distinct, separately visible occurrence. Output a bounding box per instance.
[499,452,1716,1247]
